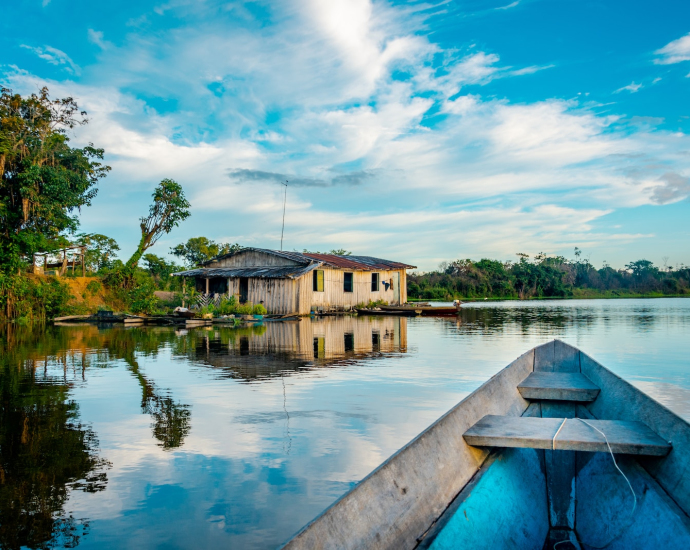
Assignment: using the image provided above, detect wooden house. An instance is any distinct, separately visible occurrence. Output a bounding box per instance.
[173,248,416,315]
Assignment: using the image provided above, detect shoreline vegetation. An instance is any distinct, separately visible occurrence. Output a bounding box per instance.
[407,252,689,302]
[1,87,687,322]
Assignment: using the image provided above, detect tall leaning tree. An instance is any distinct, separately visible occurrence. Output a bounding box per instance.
[125,179,190,277]
[0,87,110,271]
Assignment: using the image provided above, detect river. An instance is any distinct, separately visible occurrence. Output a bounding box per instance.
[1,298,688,549]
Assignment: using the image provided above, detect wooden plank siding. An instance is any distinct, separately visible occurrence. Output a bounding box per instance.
[198,250,410,315]
[211,251,300,268]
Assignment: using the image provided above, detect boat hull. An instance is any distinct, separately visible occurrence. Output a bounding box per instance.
[282,340,690,550]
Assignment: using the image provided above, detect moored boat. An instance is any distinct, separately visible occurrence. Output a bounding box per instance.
[380,304,460,315]
[282,340,690,550]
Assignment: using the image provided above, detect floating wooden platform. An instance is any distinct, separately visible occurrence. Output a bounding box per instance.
[517,372,600,402]
[463,415,671,456]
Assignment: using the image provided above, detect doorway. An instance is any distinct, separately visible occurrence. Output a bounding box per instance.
[239,278,249,303]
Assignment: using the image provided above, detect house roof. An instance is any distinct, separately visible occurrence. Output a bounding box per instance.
[172,264,321,279]
[202,247,416,271]
[303,253,416,271]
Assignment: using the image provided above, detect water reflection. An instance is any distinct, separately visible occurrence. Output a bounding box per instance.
[0,326,110,550]
[182,316,408,380]
[0,299,688,550]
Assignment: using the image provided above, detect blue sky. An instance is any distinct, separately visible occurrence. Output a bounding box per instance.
[2,0,689,271]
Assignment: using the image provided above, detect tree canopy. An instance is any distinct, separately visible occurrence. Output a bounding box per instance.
[171,237,242,267]
[0,87,110,270]
[125,179,190,273]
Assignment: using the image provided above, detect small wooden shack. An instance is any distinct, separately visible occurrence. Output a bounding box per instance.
[173,248,416,315]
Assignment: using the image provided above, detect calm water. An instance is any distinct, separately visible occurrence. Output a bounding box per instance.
[1,298,689,549]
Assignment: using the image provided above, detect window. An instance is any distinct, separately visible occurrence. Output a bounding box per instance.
[313,269,324,292]
[344,272,353,293]
[371,273,380,291]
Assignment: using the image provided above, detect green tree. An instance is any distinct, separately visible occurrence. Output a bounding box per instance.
[0,87,110,271]
[125,179,190,274]
[171,237,242,267]
[77,233,120,272]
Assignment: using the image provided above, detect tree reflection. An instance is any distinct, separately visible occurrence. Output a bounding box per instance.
[0,326,109,550]
[100,328,191,450]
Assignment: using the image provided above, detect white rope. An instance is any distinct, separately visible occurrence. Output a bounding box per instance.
[550,418,638,550]
[577,418,637,515]
[552,418,567,450]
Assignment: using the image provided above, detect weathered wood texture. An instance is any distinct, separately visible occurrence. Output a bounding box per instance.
[581,350,690,516]
[518,372,600,402]
[210,250,300,267]
[465,415,671,456]
[282,349,534,550]
[216,250,408,314]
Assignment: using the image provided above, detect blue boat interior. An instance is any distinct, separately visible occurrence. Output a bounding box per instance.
[283,340,690,550]
[419,344,690,550]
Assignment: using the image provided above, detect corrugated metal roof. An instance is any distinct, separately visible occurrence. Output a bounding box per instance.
[172,263,321,279]
[201,247,416,271]
[303,253,416,271]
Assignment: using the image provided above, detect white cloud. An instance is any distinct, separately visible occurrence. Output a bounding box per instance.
[88,29,111,50]
[614,81,642,94]
[5,0,690,269]
[20,44,80,75]
[654,32,690,64]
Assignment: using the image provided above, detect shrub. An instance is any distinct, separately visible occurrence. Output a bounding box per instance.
[236,302,253,315]
[217,296,238,315]
[86,279,102,295]
[252,303,267,315]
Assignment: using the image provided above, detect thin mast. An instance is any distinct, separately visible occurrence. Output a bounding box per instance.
[280,180,288,251]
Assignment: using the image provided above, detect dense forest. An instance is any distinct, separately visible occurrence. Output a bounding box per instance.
[408,251,690,300]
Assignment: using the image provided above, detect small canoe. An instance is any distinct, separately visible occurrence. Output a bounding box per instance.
[381,305,460,315]
[282,340,690,550]
[356,308,421,316]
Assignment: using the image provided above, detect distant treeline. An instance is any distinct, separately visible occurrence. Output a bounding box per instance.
[408,252,690,300]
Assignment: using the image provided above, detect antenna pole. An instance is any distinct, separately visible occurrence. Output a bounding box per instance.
[280,180,288,251]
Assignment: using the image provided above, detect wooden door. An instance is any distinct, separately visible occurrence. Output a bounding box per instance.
[239,278,249,303]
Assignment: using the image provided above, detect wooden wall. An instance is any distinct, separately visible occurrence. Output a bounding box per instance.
[209,250,300,268]
[227,277,298,314]
[298,267,407,312]
[219,266,409,315]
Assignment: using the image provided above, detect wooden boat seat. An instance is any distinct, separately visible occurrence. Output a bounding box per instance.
[517,372,600,402]
[463,415,671,456]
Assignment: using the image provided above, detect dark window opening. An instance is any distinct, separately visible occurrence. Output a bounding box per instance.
[313,337,325,359]
[209,277,228,294]
[372,331,380,351]
[313,270,324,292]
[239,277,249,303]
[195,277,206,293]
[344,272,353,293]
[344,332,354,352]
[371,273,380,291]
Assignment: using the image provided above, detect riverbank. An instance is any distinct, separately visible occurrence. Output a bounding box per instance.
[409,291,690,302]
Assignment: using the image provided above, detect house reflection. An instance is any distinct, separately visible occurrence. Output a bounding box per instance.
[186,316,408,380]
